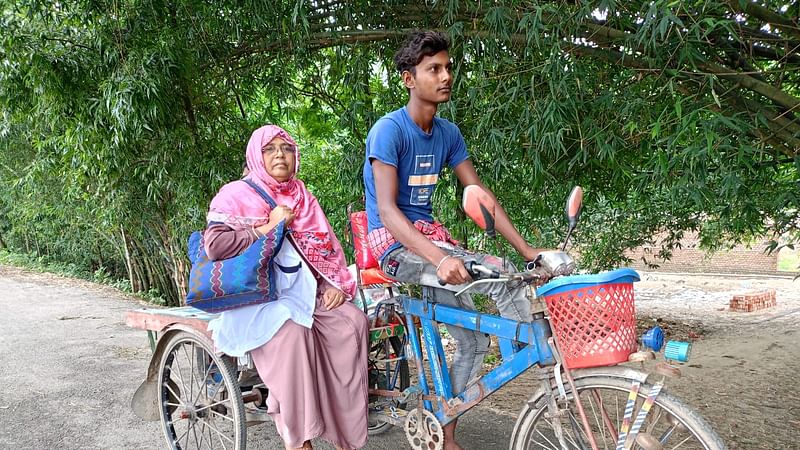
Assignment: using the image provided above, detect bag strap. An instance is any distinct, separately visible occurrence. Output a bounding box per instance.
[242,178,277,209]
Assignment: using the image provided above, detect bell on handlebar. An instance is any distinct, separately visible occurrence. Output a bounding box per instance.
[533,251,575,277]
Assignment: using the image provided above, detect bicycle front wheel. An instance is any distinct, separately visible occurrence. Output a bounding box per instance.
[509,374,726,450]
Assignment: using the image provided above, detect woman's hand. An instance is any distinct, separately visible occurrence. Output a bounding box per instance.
[323,287,347,310]
[269,205,295,227]
[255,205,295,235]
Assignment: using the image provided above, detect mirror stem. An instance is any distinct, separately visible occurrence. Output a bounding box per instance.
[561,225,575,252]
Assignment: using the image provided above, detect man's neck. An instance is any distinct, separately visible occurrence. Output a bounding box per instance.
[406,98,438,134]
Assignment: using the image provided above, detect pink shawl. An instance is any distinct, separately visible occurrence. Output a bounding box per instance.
[207,125,355,298]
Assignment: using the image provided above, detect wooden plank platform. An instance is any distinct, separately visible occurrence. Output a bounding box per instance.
[125,306,217,334]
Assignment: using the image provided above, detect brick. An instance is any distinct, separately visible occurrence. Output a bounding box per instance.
[729,289,777,312]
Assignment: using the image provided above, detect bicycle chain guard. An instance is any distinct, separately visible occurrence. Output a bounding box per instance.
[404,408,443,450]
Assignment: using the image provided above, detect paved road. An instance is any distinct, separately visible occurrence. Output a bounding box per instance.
[0,268,518,449]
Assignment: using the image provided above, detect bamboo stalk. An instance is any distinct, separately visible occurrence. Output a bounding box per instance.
[120,225,136,291]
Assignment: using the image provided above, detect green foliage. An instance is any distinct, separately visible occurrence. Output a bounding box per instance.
[0,250,165,305]
[1,0,798,303]
[0,250,92,279]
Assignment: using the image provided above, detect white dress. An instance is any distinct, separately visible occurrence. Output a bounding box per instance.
[207,241,317,357]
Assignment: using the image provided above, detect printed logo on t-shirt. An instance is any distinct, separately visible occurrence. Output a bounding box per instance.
[414,155,435,174]
[409,155,438,205]
[409,186,432,205]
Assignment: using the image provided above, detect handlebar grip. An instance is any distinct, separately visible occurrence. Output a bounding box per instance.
[464,260,476,275]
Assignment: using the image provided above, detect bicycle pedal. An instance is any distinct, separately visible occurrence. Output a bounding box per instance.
[369,408,406,427]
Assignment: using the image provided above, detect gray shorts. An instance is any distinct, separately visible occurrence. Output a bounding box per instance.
[380,243,540,393]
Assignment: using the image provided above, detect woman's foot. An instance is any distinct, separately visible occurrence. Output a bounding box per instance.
[284,440,312,450]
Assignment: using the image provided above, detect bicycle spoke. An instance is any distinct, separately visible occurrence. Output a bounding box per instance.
[591,388,619,447]
[189,342,198,402]
[206,420,216,450]
[171,424,190,444]
[200,417,236,446]
[170,347,191,399]
[585,391,610,450]
[195,397,233,415]
[668,434,693,450]
[214,428,231,450]
[170,421,191,450]
[533,427,561,449]
[193,358,217,405]
[195,420,207,450]
[567,412,591,450]
[164,384,184,408]
[192,416,202,450]
[207,406,237,423]
[564,410,583,449]
[159,333,245,450]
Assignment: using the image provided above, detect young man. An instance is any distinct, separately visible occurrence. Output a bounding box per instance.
[363,31,546,449]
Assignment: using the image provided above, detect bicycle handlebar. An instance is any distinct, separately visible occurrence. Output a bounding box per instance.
[438,260,549,292]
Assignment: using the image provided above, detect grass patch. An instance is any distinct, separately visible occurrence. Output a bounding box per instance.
[777,248,800,272]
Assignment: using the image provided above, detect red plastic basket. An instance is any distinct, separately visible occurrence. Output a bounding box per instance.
[542,282,638,369]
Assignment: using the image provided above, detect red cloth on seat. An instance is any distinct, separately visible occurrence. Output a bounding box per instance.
[349,211,379,270]
[349,211,397,284]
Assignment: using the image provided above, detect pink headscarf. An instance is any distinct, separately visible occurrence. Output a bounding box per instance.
[207,125,355,298]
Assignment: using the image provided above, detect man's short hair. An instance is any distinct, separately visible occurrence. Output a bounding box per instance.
[394,30,450,75]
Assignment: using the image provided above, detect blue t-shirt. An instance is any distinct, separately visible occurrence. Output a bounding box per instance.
[363,107,469,260]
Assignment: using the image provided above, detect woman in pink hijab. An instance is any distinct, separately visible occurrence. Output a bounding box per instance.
[203,125,368,450]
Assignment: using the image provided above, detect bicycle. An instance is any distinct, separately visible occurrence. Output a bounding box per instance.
[357,186,727,450]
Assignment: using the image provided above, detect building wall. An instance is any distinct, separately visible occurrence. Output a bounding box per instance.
[625,233,780,275]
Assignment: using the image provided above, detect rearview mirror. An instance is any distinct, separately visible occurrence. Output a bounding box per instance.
[561,186,583,251]
[565,186,583,229]
[462,185,497,238]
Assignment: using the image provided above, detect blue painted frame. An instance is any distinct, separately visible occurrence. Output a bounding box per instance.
[398,295,556,426]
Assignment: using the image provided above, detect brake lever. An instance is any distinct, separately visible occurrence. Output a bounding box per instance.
[468,262,501,278]
[454,277,512,297]
[439,261,500,286]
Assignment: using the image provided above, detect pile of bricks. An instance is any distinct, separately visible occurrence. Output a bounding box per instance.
[729,289,777,312]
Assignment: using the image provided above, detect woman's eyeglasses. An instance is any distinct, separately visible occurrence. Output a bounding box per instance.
[262,144,295,156]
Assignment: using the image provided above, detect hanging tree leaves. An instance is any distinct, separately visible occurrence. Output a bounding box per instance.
[1,0,798,304]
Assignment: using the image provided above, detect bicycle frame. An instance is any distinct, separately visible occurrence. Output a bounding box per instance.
[397,290,555,427]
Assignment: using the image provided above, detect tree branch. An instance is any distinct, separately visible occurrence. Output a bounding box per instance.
[726,0,800,40]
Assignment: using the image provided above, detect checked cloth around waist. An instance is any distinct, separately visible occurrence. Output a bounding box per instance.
[367,220,459,261]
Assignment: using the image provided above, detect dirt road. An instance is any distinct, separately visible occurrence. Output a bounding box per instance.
[0,266,515,449]
[0,265,797,449]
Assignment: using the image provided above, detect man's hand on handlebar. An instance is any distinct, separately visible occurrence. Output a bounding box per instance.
[436,256,472,285]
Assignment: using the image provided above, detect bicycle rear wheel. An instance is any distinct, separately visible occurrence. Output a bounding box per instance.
[158,331,246,450]
[509,375,726,450]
